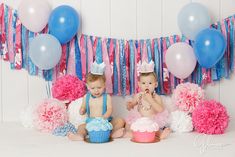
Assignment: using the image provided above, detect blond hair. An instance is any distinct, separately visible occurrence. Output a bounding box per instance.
[139,72,157,81]
[86,72,106,83]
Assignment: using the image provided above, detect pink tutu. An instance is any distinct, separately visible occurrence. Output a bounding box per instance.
[125,108,169,128]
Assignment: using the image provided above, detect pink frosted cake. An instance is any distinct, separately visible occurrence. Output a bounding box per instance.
[130,117,159,143]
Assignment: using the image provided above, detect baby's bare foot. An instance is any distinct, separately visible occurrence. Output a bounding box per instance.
[160,128,171,140]
[122,130,133,138]
[111,128,125,138]
[67,132,84,141]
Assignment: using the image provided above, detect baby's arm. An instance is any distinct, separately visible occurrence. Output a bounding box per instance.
[143,93,164,112]
[126,94,139,111]
[102,94,113,119]
[79,95,87,115]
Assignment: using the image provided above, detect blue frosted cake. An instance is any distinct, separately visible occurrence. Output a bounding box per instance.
[86,118,113,143]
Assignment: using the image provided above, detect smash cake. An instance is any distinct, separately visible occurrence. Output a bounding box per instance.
[86,118,113,143]
[131,117,159,143]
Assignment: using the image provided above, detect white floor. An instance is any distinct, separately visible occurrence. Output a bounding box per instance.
[0,122,235,157]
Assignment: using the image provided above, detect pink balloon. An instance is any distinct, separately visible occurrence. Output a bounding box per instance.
[165,42,197,79]
[18,0,51,32]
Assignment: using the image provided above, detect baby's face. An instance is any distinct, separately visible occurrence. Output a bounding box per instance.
[87,79,105,97]
[138,75,157,94]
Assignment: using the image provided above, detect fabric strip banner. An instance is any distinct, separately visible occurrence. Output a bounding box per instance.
[0,3,234,96]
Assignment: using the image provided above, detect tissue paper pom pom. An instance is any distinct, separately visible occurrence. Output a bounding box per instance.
[192,100,229,134]
[173,82,205,113]
[52,122,77,136]
[68,98,86,126]
[170,110,193,133]
[20,106,34,128]
[52,75,86,102]
[34,99,68,133]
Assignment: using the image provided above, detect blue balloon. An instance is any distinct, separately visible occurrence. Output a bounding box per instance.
[49,5,80,44]
[193,28,226,68]
[29,34,62,70]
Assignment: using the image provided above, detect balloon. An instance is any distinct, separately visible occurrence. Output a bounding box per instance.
[48,5,80,44]
[29,34,62,70]
[193,28,226,68]
[178,3,211,40]
[165,42,197,79]
[18,0,51,32]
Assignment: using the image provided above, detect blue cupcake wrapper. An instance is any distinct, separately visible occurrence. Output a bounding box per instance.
[88,130,111,143]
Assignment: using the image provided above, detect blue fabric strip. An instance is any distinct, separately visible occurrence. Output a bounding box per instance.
[21,25,27,69]
[146,39,152,62]
[129,40,135,95]
[229,17,234,73]
[113,39,118,95]
[153,39,161,94]
[96,38,102,64]
[119,39,126,96]
[10,10,17,69]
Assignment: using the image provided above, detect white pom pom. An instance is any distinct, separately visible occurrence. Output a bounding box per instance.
[68,98,86,127]
[20,106,34,128]
[169,110,193,133]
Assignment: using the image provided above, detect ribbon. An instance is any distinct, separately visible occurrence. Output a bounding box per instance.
[80,35,86,81]
[67,37,76,75]
[75,35,82,80]
[102,38,113,93]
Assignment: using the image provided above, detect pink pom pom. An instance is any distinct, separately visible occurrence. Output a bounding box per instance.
[173,82,205,113]
[52,75,86,101]
[34,99,68,133]
[192,100,229,134]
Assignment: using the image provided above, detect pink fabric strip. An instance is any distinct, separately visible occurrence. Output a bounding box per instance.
[59,45,67,76]
[109,39,114,86]
[14,18,22,69]
[125,40,130,95]
[79,35,86,82]
[134,41,138,93]
[92,36,98,59]
[136,40,141,92]
[102,38,113,93]
[87,37,94,72]
[2,5,8,61]
[7,8,14,63]
[142,40,147,62]
[67,37,76,75]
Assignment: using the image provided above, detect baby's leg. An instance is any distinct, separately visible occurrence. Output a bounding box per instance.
[159,127,171,140]
[67,123,87,141]
[110,118,125,138]
[122,123,132,138]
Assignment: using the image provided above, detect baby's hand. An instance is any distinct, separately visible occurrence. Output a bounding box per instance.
[79,107,86,115]
[143,93,154,103]
[126,101,134,111]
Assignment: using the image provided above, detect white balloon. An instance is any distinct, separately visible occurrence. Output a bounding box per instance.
[18,0,51,32]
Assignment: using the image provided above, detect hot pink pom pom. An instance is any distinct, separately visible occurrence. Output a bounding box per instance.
[192,100,229,134]
[34,99,68,133]
[52,75,86,101]
[173,82,205,113]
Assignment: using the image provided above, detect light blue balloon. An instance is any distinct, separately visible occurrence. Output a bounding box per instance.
[178,3,211,40]
[193,28,226,68]
[29,34,62,70]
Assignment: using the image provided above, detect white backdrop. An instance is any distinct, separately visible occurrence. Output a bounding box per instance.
[0,0,235,124]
